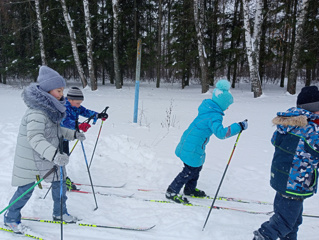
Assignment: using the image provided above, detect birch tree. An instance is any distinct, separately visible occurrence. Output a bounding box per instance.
[287,0,309,94]
[193,0,209,93]
[83,0,97,90]
[34,0,46,66]
[59,0,87,88]
[156,0,162,88]
[112,0,121,89]
[243,0,263,98]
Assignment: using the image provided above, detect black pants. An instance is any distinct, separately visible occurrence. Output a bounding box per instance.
[168,163,202,194]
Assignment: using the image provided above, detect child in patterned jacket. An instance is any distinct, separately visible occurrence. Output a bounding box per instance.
[165,80,248,204]
[60,87,108,190]
[253,86,319,240]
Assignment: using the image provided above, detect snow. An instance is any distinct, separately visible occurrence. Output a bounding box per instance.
[0,82,318,240]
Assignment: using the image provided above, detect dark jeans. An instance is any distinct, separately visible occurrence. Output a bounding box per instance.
[168,163,202,194]
[4,180,68,223]
[258,192,303,240]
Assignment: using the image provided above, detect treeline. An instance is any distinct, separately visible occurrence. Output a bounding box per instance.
[0,0,318,93]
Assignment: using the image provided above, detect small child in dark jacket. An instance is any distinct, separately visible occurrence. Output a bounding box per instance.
[60,87,108,190]
[166,80,248,203]
[253,86,319,240]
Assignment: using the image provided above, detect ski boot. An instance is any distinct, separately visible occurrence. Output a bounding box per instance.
[66,177,78,191]
[183,187,207,198]
[165,189,189,204]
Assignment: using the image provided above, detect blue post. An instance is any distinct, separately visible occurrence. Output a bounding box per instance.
[133,38,142,123]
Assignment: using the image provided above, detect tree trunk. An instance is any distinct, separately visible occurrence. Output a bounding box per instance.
[194,0,209,93]
[112,0,121,89]
[59,0,87,88]
[287,0,309,94]
[243,0,263,98]
[34,0,47,66]
[156,0,162,88]
[83,0,97,90]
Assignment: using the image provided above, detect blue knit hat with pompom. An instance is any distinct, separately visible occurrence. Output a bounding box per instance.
[212,80,233,111]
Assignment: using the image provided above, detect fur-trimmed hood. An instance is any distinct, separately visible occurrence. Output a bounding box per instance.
[22,83,66,123]
[272,107,319,133]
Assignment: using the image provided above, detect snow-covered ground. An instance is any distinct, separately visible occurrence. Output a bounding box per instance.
[0,81,318,239]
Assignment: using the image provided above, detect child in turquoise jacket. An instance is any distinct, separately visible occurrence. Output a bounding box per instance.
[166,80,248,203]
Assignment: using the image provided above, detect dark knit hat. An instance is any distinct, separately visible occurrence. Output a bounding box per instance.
[297,86,319,112]
[67,87,84,101]
[38,66,66,92]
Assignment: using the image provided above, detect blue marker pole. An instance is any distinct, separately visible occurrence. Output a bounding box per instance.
[133,38,142,123]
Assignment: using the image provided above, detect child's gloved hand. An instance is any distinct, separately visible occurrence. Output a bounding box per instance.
[238,119,248,131]
[75,131,86,141]
[98,112,108,121]
[53,152,69,166]
[79,122,91,132]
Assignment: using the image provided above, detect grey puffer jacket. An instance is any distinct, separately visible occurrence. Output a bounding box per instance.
[12,83,76,186]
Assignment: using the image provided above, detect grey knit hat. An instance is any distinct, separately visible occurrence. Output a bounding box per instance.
[67,87,84,101]
[37,66,66,92]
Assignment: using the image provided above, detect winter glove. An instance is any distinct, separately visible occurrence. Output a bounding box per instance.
[79,122,91,132]
[238,119,248,131]
[75,131,86,141]
[53,152,69,166]
[98,112,108,121]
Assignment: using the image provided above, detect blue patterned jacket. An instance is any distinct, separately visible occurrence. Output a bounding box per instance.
[270,107,319,199]
[175,99,242,167]
[60,98,98,130]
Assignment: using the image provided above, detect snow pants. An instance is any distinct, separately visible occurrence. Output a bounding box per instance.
[258,192,303,240]
[4,180,68,223]
[168,163,202,194]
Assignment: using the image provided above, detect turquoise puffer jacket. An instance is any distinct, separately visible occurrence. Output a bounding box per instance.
[175,99,241,167]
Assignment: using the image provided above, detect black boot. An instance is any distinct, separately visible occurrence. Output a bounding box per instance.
[183,187,207,197]
[165,188,189,204]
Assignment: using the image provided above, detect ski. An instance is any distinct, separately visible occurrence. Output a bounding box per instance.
[21,217,155,232]
[70,189,134,198]
[73,183,126,189]
[0,226,46,239]
[137,188,272,205]
[142,199,274,215]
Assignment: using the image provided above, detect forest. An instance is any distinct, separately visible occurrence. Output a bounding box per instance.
[0,0,318,96]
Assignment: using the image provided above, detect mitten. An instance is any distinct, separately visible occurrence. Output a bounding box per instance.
[79,122,91,132]
[98,112,108,121]
[53,152,69,166]
[75,131,86,141]
[238,119,248,131]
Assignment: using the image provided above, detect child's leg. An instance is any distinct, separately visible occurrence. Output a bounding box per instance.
[167,164,199,193]
[184,165,202,191]
[4,182,35,223]
[63,140,70,155]
[51,180,68,216]
[258,192,303,240]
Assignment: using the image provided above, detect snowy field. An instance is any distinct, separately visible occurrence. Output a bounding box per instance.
[0,81,318,239]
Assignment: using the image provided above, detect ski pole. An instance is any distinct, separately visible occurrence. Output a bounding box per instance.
[60,166,64,240]
[0,166,57,215]
[89,106,109,169]
[81,140,98,210]
[75,119,98,210]
[69,140,79,155]
[58,137,64,240]
[202,130,243,231]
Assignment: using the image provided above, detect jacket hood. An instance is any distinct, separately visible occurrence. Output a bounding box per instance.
[198,99,224,116]
[272,107,319,133]
[22,83,66,123]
